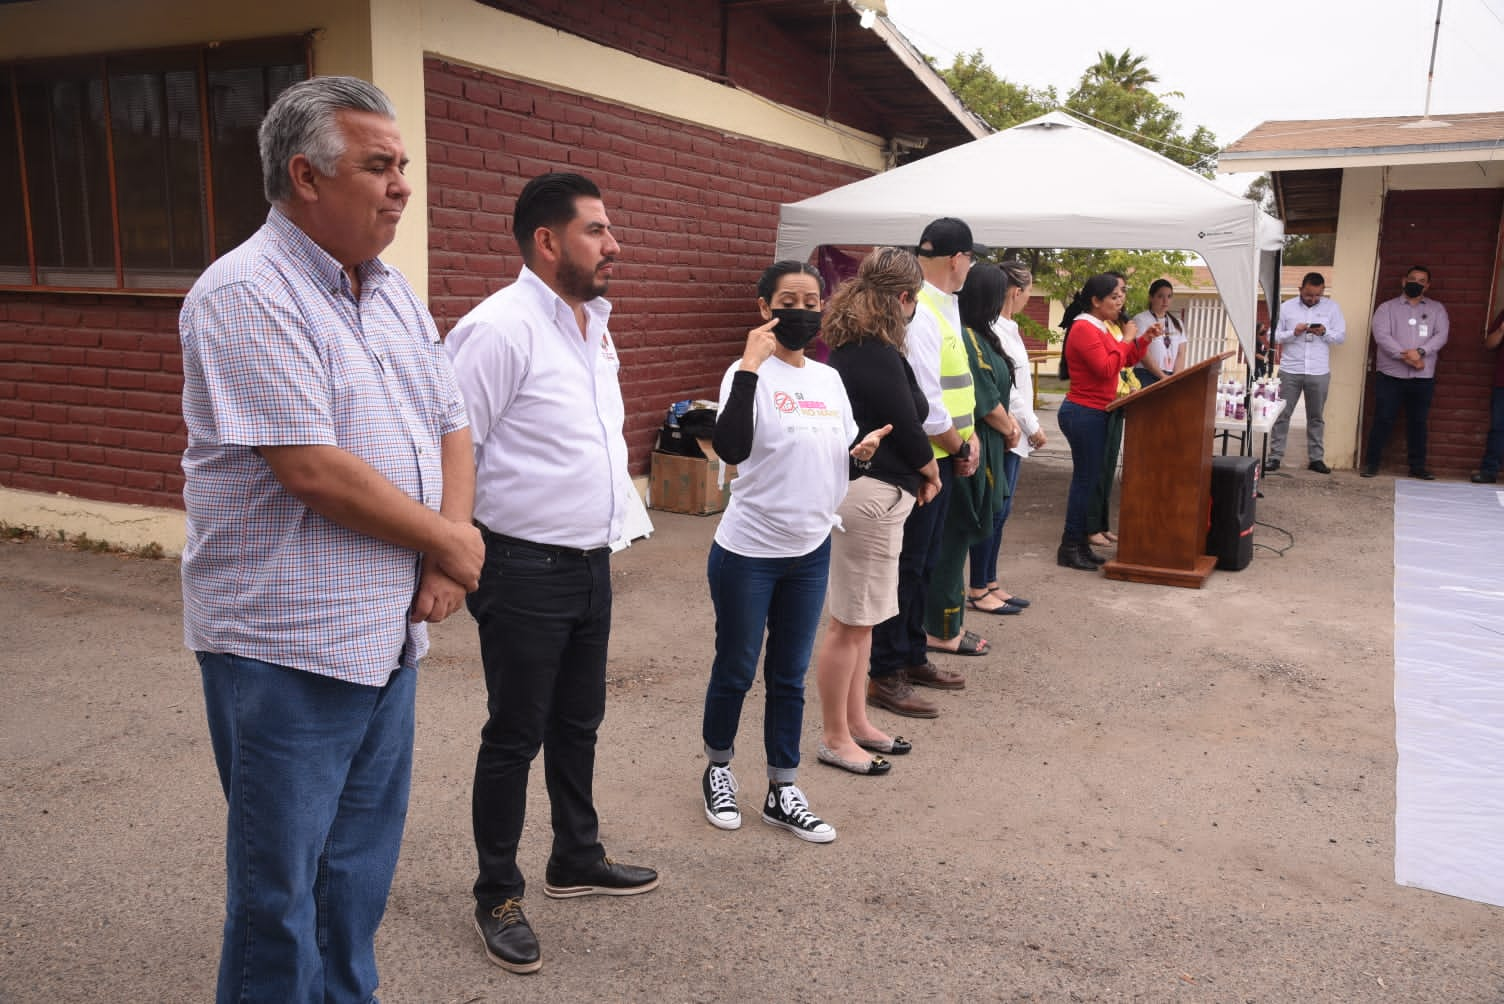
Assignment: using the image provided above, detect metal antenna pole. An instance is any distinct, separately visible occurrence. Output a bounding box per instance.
[1422,0,1444,119]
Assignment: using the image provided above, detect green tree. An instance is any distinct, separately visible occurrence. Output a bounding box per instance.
[938,50,1056,131]
[1086,48,1159,92]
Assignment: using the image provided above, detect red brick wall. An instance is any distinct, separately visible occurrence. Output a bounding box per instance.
[476,1,883,132]
[0,294,186,508]
[1362,188,1504,476]
[424,57,871,470]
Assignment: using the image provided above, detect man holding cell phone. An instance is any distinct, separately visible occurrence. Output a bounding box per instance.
[1268,272,1346,474]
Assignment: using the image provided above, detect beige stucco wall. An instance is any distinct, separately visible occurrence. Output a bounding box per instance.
[0,0,374,84]
[1323,167,1387,469]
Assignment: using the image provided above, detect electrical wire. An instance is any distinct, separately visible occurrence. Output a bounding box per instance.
[1253,518,1295,557]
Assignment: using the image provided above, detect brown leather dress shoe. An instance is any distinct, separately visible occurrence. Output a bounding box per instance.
[906,661,966,690]
[866,672,939,718]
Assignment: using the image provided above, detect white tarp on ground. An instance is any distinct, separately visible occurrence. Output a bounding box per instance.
[776,111,1285,361]
[1393,480,1504,908]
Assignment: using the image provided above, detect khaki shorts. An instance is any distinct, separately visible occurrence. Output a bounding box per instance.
[827,476,915,627]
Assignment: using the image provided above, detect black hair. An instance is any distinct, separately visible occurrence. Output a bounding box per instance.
[959,263,1015,389]
[1060,273,1122,332]
[1301,272,1325,287]
[958,263,1007,355]
[514,172,601,261]
[757,260,823,303]
[1406,264,1431,281]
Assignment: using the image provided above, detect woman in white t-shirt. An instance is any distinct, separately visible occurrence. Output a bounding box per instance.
[1130,279,1187,386]
[699,261,887,845]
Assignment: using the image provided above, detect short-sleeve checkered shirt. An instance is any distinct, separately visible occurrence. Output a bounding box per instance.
[180,209,467,686]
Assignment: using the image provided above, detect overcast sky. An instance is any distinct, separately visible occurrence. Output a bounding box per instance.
[885,0,1504,190]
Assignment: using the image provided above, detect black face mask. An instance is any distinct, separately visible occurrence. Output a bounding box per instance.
[770,308,821,351]
[1404,281,1425,298]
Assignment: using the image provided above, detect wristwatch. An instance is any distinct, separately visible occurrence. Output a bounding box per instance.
[954,440,972,463]
[1418,347,1428,358]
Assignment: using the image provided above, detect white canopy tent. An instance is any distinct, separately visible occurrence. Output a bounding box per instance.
[776,111,1286,360]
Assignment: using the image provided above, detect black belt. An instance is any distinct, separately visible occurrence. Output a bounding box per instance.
[474,521,611,559]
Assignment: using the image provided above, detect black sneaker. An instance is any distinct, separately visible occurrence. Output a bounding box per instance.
[1264,458,1281,472]
[1307,460,1331,474]
[702,763,741,830]
[760,782,836,843]
[474,899,541,974]
[543,856,660,899]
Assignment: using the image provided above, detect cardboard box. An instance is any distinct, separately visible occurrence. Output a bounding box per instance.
[650,445,732,515]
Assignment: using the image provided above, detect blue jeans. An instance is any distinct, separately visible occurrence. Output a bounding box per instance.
[199,653,415,1004]
[968,450,1022,589]
[1058,399,1109,538]
[703,537,830,781]
[1365,373,1435,471]
[1481,387,1504,477]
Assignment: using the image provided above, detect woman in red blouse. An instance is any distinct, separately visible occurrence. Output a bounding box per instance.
[1056,273,1158,570]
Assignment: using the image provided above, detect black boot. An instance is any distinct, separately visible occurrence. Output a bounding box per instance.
[1057,534,1098,571]
[1081,540,1107,566]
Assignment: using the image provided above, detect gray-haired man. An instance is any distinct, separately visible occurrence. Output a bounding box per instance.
[181,75,480,1001]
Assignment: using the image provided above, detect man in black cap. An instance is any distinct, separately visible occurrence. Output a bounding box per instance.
[867,218,983,719]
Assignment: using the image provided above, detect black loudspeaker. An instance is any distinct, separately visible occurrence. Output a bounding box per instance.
[1207,456,1258,570]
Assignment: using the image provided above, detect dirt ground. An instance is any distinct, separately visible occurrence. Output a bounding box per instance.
[3,418,1503,1003]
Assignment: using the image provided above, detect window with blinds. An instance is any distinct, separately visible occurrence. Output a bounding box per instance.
[1,36,309,293]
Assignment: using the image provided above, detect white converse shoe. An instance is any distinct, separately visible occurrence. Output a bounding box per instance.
[760,782,835,843]
[702,763,741,830]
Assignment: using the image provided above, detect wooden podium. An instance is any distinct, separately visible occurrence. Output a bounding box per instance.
[1102,352,1232,588]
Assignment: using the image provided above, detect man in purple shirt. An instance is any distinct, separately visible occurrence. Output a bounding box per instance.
[180,77,482,1002]
[1361,265,1450,479]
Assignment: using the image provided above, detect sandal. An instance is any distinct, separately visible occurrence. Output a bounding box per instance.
[967,593,1021,615]
[927,630,989,656]
[986,585,1031,609]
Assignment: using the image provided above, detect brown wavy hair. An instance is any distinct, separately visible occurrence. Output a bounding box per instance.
[820,246,923,353]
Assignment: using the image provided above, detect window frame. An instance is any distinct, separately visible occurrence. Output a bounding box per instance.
[2,34,313,297]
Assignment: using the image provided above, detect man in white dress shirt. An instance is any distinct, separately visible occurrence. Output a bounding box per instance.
[1268,272,1346,474]
[446,173,657,976]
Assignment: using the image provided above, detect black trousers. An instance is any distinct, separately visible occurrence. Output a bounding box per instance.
[468,531,611,905]
[1365,373,1436,471]
[869,456,954,678]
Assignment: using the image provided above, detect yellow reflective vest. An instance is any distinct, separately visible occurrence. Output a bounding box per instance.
[919,286,976,459]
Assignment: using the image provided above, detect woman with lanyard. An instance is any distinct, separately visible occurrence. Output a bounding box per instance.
[1130,279,1187,387]
[813,247,941,775]
[699,261,889,841]
[965,260,1045,614]
[1056,273,1158,571]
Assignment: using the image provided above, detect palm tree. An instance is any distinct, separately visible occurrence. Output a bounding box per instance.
[1086,49,1159,92]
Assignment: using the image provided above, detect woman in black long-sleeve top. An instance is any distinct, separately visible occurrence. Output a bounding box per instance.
[812,247,942,774]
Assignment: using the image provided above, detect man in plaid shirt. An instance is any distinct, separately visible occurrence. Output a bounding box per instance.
[179,76,481,1003]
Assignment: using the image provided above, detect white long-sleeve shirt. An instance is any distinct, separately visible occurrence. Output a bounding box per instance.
[906,280,955,437]
[1274,295,1347,376]
[995,316,1041,457]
